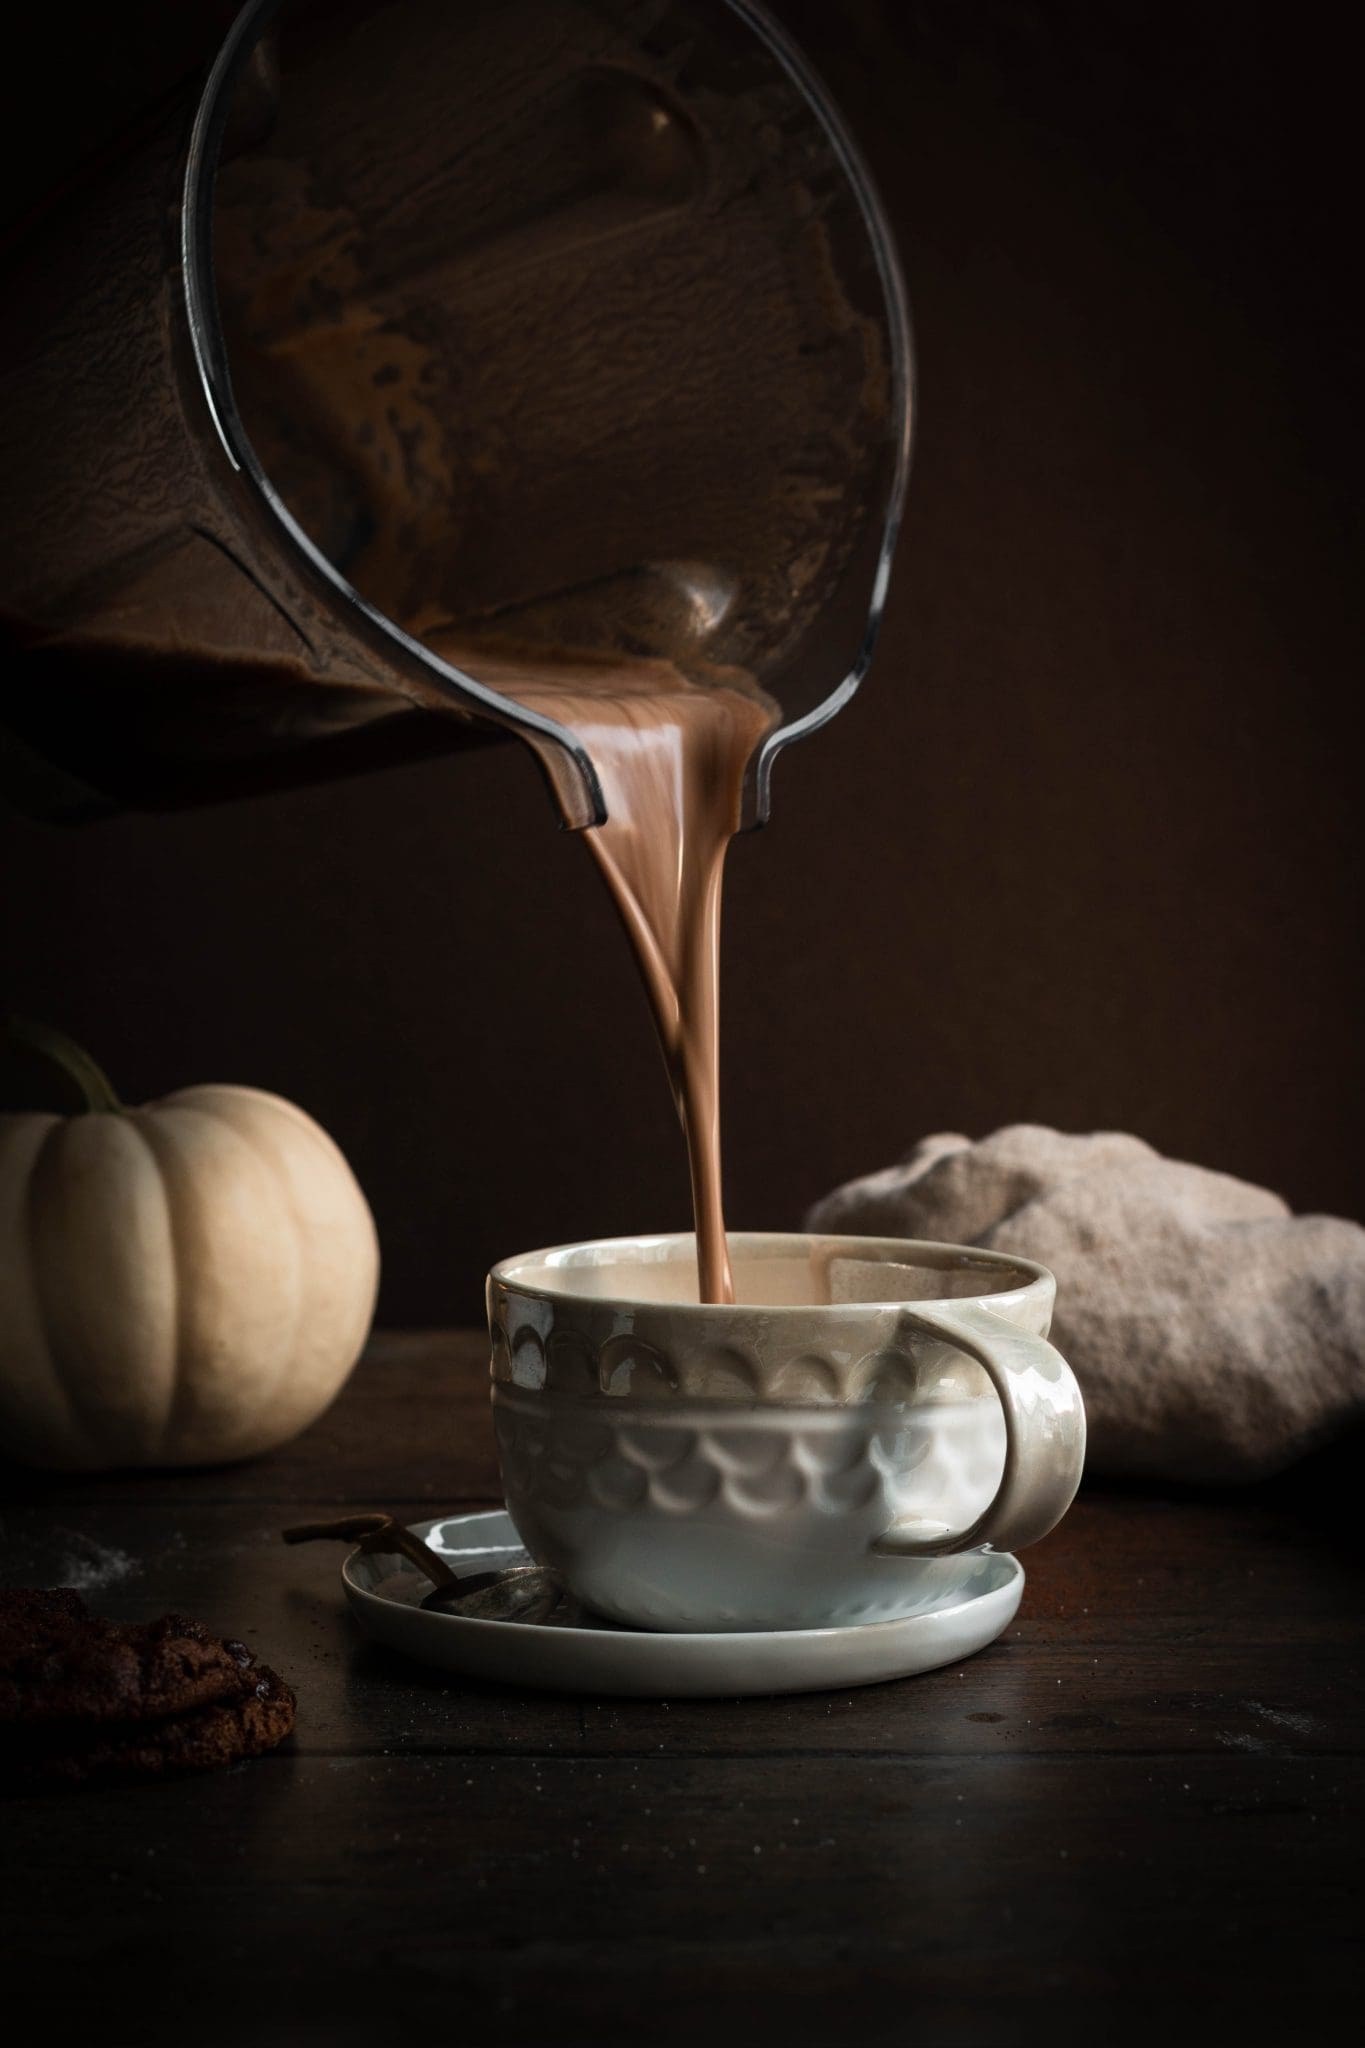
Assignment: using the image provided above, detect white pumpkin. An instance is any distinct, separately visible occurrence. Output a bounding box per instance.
[0,1026,379,1471]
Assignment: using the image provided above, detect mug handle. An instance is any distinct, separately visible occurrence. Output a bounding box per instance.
[870,1300,1087,1558]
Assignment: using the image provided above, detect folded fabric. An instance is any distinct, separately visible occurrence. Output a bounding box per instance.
[807,1126,1365,1483]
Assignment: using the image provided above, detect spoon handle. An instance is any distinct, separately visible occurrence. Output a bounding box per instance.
[282,1512,461,1591]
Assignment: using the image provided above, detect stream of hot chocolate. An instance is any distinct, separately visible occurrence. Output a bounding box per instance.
[517,671,773,1305]
[427,641,773,1304]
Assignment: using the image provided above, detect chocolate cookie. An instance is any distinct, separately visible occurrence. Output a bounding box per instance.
[0,1589,256,1726]
[17,1664,297,1786]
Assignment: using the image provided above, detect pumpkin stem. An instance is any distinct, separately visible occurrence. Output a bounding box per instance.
[3,1015,126,1115]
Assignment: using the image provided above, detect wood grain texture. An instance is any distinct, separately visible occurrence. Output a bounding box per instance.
[2,1333,1361,2047]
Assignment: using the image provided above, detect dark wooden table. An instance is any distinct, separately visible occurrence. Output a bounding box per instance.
[3,1334,1361,2046]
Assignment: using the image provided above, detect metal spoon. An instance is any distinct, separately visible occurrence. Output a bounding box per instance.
[282,1512,572,1624]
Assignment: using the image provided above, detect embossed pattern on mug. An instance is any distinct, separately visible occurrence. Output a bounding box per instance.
[492,1387,1004,1526]
[489,1312,1044,1403]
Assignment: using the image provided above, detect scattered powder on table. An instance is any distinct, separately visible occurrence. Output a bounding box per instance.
[52,1532,139,1593]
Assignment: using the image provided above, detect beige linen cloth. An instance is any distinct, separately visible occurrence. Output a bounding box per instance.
[807,1126,1365,1482]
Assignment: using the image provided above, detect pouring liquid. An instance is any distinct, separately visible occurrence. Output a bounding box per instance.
[427,638,774,1305]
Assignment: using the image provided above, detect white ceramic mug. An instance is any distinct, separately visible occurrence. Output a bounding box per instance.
[487,1232,1086,1631]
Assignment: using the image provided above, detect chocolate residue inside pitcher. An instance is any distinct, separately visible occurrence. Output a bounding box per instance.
[213,0,890,687]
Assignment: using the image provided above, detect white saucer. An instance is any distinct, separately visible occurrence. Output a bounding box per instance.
[342,1509,1023,1698]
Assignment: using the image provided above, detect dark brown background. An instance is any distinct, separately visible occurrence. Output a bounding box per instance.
[2,1,1360,1323]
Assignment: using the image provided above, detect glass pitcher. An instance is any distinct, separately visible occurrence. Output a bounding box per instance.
[0,0,911,821]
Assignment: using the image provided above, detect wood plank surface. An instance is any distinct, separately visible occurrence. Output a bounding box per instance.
[2,1334,1361,2047]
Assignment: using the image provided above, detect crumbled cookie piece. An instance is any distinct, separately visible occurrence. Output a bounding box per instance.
[16,1664,297,1786]
[0,1588,256,1726]
[0,1588,296,1789]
